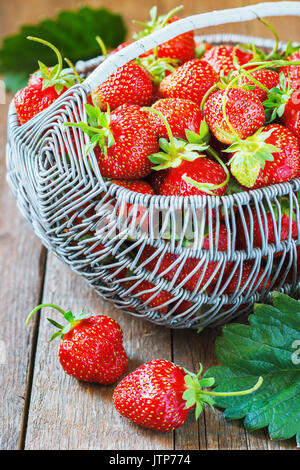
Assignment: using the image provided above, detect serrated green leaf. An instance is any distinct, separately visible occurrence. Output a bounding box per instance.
[204,292,300,445]
[0,7,126,93]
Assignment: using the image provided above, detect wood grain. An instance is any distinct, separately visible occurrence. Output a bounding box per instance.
[0,95,46,450]
[1,0,299,451]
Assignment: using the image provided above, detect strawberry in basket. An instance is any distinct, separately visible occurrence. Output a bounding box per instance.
[144,108,229,197]
[133,6,195,64]
[224,124,300,189]
[14,37,78,124]
[65,103,158,179]
[202,45,253,76]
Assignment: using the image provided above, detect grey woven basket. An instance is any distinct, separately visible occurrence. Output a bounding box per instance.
[6,2,300,329]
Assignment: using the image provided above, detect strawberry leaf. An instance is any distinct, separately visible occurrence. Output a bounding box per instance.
[204,292,300,447]
[1,7,126,93]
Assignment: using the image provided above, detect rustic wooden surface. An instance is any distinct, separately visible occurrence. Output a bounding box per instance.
[0,0,299,450]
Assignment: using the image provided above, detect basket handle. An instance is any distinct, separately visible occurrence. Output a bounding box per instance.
[84,1,300,91]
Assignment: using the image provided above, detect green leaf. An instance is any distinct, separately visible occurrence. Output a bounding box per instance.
[204,292,300,446]
[0,6,126,93]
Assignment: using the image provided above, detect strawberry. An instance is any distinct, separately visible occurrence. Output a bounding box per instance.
[91,61,153,111]
[14,37,77,124]
[204,88,265,145]
[159,59,219,105]
[146,169,168,194]
[237,69,280,102]
[237,204,298,255]
[148,98,203,139]
[66,103,158,179]
[220,261,270,295]
[110,42,132,54]
[26,304,128,384]
[113,360,262,432]
[282,89,300,142]
[202,45,253,76]
[140,223,231,292]
[128,280,173,314]
[158,159,228,197]
[144,109,229,197]
[280,50,300,90]
[134,7,195,64]
[226,124,300,188]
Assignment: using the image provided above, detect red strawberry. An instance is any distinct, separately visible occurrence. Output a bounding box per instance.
[204,88,265,144]
[282,89,300,141]
[110,179,155,195]
[226,124,300,188]
[134,7,195,64]
[91,61,153,111]
[148,98,203,139]
[146,169,169,194]
[14,37,77,124]
[202,45,253,76]
[140,223,231,292]
[159,158,228,197]
[128,280,173,314]
[26,304,128,384]
[67,103,158,179]
[237,205,298,254]
[113,359,262,432]
[280,50,300,90]
[159,59,219,105]
[220,261,270,295]
[237,69,280,101]
[110,42,132,54]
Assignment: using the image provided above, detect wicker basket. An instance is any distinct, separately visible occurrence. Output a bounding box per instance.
[6,2,300,329]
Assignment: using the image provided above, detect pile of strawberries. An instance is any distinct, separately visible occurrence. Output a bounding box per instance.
[13,7,300,312]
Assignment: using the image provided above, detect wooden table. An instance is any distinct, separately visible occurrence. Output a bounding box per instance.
[1,0,299,451]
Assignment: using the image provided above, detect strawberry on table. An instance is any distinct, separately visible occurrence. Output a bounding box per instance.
[113,360,262,432]
[148,98,203,139]
[225,124,300,188]
[134,6,195,64]
[26,304,128,384]
[204,88,265,145]
[66,103,158,179]
[14,37,77,124]
[159,59,219,105]
[202,45,253,76]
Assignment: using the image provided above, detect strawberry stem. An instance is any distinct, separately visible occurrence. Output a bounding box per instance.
[96,36,107,57]
[200,376,263,397]
[64,57,82,83]
[160,5,184,28]
[26,303,67,325]
[27,36,63,81]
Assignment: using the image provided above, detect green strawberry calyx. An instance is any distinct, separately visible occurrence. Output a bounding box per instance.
[26,303,95,341]
[64,104,115,156]
[133,5,184,40]
[263,72,295,123]
[182,363,263,420]
[28,36,77,94]
[136,55,179,84]
[224,127,280,188]
[144,107,209,170]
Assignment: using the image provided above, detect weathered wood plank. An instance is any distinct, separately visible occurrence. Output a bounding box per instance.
[24,253,174,450]
[0,95,46,450]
